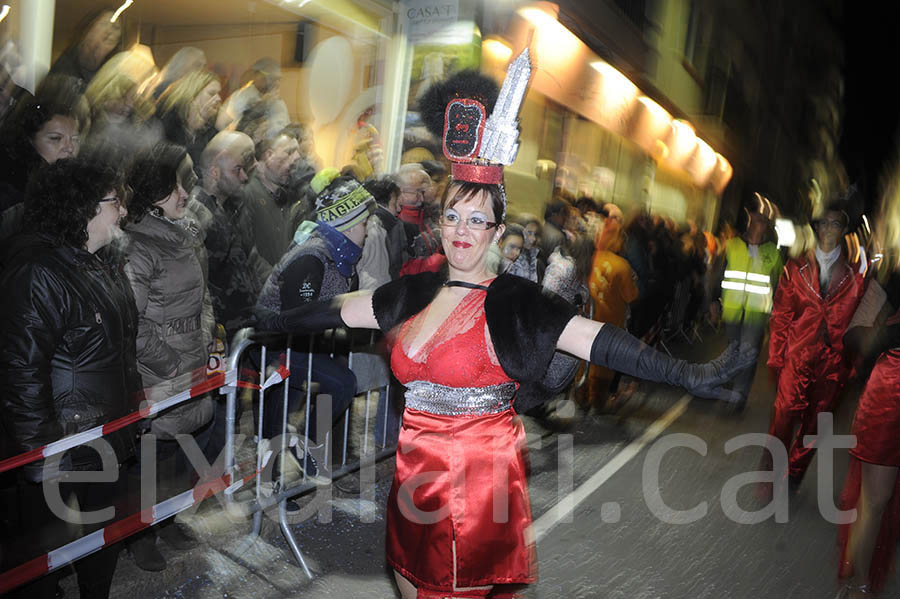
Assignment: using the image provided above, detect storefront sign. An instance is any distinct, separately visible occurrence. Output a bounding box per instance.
[403,0,460,44]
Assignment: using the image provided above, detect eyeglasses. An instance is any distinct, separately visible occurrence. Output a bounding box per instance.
[100,195,122,209]
[816,219,845,230]
[440,213,497,231]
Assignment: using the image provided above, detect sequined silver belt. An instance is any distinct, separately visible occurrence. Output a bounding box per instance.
[404,381,516,416]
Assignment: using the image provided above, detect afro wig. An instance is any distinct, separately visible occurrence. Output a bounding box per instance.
[417,70,499,142]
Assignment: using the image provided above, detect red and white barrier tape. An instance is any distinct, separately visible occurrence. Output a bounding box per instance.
[0,466,261,595]
[261,364,291,391]
[0,358,295,592]
[0,368,239,475]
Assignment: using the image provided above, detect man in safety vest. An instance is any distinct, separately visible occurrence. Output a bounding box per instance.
[712,197,783,410]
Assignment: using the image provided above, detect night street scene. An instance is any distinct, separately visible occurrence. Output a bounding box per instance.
[2,1,900,598]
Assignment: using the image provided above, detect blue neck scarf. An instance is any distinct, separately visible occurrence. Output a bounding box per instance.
[294,221,362,278]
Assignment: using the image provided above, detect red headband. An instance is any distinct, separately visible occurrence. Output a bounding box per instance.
[451,162,504,185]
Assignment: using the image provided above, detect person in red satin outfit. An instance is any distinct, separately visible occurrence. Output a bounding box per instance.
[764,204,865,492]
[836,259,900,597]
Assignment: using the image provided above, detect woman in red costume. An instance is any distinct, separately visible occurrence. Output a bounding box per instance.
[764,204,865,493]
[836,190,900,598]
[259,59,751,598]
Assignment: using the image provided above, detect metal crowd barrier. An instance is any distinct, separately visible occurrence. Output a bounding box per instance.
[0,327,398,594]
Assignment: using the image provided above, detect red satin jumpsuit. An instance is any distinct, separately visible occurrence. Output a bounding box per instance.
[766,251,864,482]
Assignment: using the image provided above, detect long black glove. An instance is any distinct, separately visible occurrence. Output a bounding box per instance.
[590,324,754,402]
[253,300,345,334]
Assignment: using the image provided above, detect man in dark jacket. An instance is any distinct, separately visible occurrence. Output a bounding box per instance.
[244,129,302,266]
[0,158,139,599]
[187,130,270,339]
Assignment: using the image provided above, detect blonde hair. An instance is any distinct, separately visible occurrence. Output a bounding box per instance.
[874,165,900,275]
[157,69,217,126]
[84,67,137,120]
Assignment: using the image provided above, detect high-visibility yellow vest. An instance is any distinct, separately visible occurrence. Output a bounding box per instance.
[721,237,783,326]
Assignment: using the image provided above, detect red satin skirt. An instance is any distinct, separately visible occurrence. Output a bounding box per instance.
[386,407,537,591]
[837,350,900,591]
[849,350,900,466]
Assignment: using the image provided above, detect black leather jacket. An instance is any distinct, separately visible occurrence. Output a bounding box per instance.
[0,234,140,480]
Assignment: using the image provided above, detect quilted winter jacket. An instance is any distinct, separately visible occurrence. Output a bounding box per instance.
[124,214,216,438]
[0,234,140,480]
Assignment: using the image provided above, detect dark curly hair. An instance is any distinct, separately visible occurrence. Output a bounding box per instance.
[23,157,123,248]
[418,70,499,141]
[125,142,187,223]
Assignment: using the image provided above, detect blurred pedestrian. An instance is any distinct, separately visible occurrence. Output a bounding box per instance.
[0,75,88,241]
[157,69,222,165]
[396,163,439,257]
[0,59,28,127]
[539,197,568,271]
[837,255,900,597]
[49,8,121,83]
[585,205,639,410]
[217,58,289,138]
[244,130,302,266]
[82,53,161,163]
[364,176,409,280]
[151,47,207,100]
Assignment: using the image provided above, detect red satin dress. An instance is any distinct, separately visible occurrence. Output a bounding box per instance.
[387,285,536,592]
[838,346,900,591]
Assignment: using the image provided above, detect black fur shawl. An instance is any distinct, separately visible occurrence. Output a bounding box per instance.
[372,272,577,384]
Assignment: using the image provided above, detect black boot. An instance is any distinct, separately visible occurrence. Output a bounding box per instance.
[127,529,166,572]
[157,520,199,550]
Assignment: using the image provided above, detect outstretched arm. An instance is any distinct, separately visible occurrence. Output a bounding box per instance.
[340,291,378,329]
[256,290,378,333]
[557,314,752,402]
[556,314,604,360]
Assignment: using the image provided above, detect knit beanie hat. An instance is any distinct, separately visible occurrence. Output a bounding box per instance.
[311,168,376,232]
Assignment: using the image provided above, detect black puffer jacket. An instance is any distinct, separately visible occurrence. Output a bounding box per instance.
[0,234,140,481]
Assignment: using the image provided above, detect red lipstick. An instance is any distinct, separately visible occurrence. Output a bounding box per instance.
[453,241,472,248]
